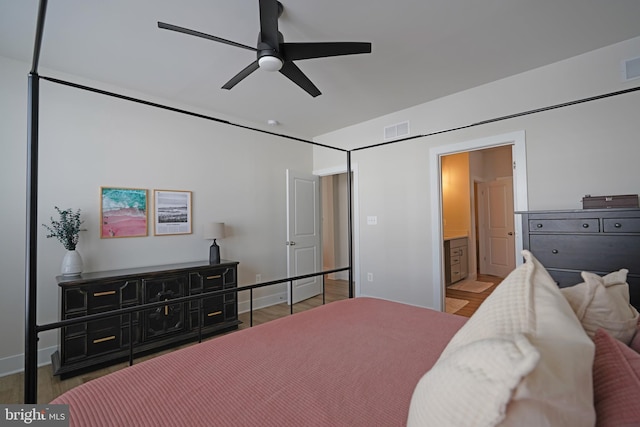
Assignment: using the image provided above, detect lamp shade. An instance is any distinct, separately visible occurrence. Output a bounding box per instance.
[203,222,225,240]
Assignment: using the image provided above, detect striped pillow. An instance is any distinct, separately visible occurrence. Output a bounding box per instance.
[593,328,640,427]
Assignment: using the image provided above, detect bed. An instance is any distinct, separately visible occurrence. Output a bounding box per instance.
[51,251,640,427]
[51,297,466,426]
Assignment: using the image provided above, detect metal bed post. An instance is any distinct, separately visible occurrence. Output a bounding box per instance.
[289,280,294,314]
[346,151,354,298]
[24,0,48,404]
[24,71,40,405]
[250,288,254,327]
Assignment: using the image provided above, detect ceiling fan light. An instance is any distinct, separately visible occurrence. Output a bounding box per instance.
[258,55,283,72]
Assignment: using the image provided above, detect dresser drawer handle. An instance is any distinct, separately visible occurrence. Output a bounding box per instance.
[94,291,116,297]
[206,275,222,280]
[552,249,559,254]
[615,223,622,228]
[536,223,543,228]
[93,335,116,344]
[207,311,222,317]
[582,223,589,228]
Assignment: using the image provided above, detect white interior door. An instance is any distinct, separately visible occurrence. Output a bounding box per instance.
[286,170,322,304]
[478,178,515,277]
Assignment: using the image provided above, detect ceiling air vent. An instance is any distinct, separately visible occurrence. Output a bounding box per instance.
[383,121,410,141]
[622,56,640,81]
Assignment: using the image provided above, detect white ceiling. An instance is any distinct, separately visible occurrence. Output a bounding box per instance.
[2,0,640,139]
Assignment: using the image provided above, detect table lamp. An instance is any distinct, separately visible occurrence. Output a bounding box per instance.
[204,222,225,264]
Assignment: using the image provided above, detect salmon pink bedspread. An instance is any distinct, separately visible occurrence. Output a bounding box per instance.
[52,297,466,426]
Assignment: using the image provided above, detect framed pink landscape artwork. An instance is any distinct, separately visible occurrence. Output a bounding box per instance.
[100,187,148,238]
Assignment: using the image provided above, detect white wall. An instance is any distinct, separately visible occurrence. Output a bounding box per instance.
[314,36,640,309]
[0,55,317,375]
[0,56,29,374]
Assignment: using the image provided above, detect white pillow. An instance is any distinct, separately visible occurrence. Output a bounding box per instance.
[561,269,639,344]
[407,334,539,427]
[407,250,595,427]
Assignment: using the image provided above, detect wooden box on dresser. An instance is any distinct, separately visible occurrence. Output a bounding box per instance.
[51,260,239,379]
[520,209,640,310]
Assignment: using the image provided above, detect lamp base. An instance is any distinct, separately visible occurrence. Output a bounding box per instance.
[209,240,220,264]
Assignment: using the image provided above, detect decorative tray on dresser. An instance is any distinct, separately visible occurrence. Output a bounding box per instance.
[52,260,239,378]
[519,208,640,310]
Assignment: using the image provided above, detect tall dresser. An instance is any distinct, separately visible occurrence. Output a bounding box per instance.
[520,209,640,310]
[52,260,240,378]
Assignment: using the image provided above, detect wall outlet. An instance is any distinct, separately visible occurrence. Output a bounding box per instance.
[367,272,374,282]
[256,273,262,283]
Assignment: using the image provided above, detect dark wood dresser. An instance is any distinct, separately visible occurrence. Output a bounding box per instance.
[52,260,239,378]
[520,209,640,310]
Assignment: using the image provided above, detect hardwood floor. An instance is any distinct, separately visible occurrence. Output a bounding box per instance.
[0,278,350,404]
[445,274,503,317]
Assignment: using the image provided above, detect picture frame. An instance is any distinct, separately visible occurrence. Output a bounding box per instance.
[100,187,148,238]
[154,189,193,236]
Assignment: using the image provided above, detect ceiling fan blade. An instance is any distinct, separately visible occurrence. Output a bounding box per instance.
[279,61,321,97]
[158,22,257,52]
[222,60,260,90]
[282,42,372,61]
[258,0,281,49]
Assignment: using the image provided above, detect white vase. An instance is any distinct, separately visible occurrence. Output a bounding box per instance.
[61,250,83,276]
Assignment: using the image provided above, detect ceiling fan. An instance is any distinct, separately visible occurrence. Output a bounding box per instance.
[158,0,372,97]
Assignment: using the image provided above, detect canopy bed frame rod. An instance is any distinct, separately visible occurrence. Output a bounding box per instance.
[37,267,350,337]
[38,75,344,152]
[352,84,640,152]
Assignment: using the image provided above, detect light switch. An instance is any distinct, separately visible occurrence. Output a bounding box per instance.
[367,216,377,225]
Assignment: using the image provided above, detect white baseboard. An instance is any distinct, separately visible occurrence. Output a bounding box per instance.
[0,345,56,378]
[238,290,287,314]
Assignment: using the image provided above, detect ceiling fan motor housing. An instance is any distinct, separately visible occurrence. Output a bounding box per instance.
[256,34,284,70]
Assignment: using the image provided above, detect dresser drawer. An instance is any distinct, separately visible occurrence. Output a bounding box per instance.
[528,218,599,233]
[202,297,225,327]
[87,325,121,356]
[529,234,640,273]
[602,218,640,233]
[202,269,225,290]
[450,264,461,282]
[86,280,140,313]
[62,321,122,363]
[449,237,467,248]
[190,267,236,290]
